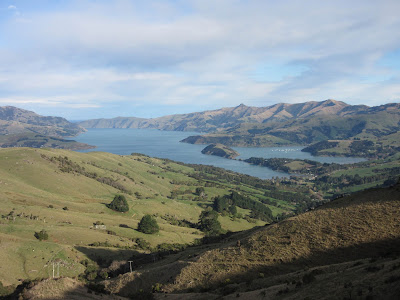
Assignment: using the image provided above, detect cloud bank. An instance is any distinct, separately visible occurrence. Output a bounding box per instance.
[0,0,399,118]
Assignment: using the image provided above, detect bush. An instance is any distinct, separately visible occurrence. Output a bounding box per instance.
[135,238,151,249]
[107,194,129,212]
[34,230,49,241]
[99,270,108,279]
[138,215,159,234]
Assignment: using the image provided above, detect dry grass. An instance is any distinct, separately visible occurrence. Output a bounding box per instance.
[22,277,128,299]
[99,183,400,296]
[167,184,400,292]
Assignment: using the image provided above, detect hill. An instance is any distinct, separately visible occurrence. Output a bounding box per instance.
[201,144,239,159]
[0,106,93,150]
[1,147,399,299]
[0,147,308,289]
[97,182,400,299]
[0,106,85,137]
[79,99,371,133]
[78,100,400,156]
[182,103,400,151]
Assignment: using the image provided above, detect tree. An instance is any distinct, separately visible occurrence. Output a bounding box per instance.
[138,214,159,234]
[107,194,129,212]
[228,205,237,216]
[198,210,222,236]
[34,229,49,241]
[213,196,228,213]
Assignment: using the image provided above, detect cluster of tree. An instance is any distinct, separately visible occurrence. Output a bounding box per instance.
[79,259,108,281]
[212,191,273,222]
[213,196,237,215]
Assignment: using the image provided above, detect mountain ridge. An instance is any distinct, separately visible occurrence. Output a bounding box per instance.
[0,106,85,137]
[0,106,92,150]
[79,99,374,132]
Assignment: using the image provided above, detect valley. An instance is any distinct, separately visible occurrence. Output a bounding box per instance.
[0,101,399,299]
[2,1,400,298]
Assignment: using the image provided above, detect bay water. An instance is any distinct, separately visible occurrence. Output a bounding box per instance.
[74,128,365,179]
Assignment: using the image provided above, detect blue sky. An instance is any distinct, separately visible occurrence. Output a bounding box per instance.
[0,0,399,120]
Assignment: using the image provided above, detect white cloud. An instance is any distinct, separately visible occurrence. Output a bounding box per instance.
[0,0,399,118]
[7,5,16,10]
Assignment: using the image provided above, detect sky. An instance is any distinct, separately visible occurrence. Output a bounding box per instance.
[0,0,399,120]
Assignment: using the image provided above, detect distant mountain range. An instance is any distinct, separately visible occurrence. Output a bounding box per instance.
[79,99,373,132]
[2,100,399,154]
[78,99,399,132]
[79,100,400,152]
[0,106,92,150]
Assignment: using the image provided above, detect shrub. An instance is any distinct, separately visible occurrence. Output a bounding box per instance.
[34,230,48,241]
[152,283,163,293]
[99,270,108,280]
[138,215,159,234]
[107,195,129,212]
[86,271,97,281]
[84,262,99,281]
[135,238,151,249]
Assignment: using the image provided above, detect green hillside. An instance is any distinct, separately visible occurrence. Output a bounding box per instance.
[0,147,301,287]
[1,148,399,299]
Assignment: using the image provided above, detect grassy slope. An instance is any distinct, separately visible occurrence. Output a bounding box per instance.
[101,182,400,298]
[0,148,285,286]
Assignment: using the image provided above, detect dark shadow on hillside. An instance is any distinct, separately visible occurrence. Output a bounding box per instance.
[191,237,400,291]
[6,236,400,299]
[112,236,400,298]
[75,246,141,272]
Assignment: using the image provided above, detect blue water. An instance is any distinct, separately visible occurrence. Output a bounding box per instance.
[74,128,365,179]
